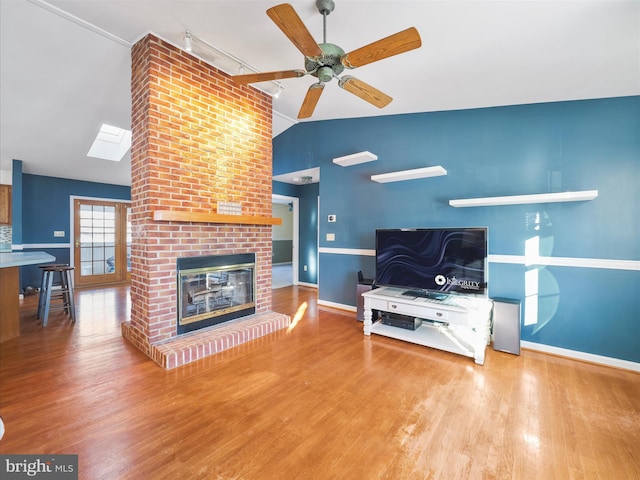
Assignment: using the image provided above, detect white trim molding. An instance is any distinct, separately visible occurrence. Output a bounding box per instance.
[318,248,638,272]
[21,243,71,249]
[317,299,356,312]
[489,254,639,271]
[319,247,375,256]
[521,341,640,372]
[28,0,132,47]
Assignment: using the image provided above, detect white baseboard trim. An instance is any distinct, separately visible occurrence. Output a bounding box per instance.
[521,341,640,372]
[297,281,317,289]
[317,299,356,313]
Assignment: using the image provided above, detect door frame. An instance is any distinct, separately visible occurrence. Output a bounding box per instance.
[272,194,299,286]
[69,195,132,286]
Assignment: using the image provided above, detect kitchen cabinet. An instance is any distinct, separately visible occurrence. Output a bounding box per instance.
[0,185,11,225]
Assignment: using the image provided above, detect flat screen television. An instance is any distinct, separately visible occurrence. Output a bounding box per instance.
[375,227,488,297]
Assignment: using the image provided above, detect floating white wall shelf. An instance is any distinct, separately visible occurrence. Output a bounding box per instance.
[333,151,377,167]
[449,190,599,207]
[371,166,447,183]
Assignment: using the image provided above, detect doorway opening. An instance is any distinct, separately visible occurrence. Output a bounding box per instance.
[272,194,298,288]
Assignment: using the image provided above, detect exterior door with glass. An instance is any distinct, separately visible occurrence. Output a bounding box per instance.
[74,199,131,287]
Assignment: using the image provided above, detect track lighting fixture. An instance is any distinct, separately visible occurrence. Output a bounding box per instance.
[181,30,284,97]
[184,31,193,52]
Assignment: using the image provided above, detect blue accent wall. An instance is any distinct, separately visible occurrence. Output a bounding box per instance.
[272,180,298,197]
[273,96,640,363]
[11,160,23,245]
[298,182,319,284]
[19,173,130,289]
[273,180,319,284]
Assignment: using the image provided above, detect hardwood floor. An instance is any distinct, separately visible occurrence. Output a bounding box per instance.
[1,285,639,479]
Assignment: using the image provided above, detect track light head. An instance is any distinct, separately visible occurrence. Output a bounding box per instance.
[184,31,193,52]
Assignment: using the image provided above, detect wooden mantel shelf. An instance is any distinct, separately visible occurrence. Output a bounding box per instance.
[153,210,282,226]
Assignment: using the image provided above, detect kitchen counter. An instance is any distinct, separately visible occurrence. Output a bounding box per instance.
[0,251,56,342]
[0,251,56,268]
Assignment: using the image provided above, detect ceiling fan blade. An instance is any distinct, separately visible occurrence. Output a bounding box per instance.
[232,69,305,84]
[267,3,323,59]
[341,27,422,69]
[338,76,392,109]
[298,83,324,119]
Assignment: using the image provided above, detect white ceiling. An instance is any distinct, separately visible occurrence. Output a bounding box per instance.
[1,0,638,186]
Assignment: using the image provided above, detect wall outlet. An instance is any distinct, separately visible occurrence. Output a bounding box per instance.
[53,230,65,237]
[326,233,335,241]
[328,214,336,222]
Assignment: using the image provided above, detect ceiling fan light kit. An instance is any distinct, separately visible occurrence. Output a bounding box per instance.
[232,1,422,119]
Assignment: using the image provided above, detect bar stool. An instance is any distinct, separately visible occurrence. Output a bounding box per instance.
[37,264,66,319]
[37,264,76,326]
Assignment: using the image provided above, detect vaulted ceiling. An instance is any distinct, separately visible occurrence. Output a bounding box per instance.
[1,0,638,186]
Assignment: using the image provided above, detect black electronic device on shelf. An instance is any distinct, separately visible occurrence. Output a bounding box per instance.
[375,227,488,298]
[380,312,422,331]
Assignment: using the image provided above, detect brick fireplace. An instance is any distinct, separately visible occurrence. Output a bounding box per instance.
[121,34,289,368]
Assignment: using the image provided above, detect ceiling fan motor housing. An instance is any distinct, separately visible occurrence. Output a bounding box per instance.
[316,0,335,16]
[305,43,345,82]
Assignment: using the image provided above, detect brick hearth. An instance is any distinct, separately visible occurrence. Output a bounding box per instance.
[121,34,289,368]
[148,312,290,369]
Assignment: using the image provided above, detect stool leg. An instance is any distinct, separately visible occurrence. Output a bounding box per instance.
[41,270,55,327]
[37,270,50,319]
[65,270,76,322]
[60,271,70,316]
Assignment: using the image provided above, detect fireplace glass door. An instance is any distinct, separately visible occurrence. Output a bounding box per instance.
[177,256,256,334]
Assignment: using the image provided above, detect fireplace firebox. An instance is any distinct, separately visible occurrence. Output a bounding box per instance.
[176,253,256,335]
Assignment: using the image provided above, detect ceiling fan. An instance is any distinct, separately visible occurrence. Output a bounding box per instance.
[232,0,422,119]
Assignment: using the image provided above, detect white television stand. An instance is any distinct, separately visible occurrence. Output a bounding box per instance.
[362,287,493,365]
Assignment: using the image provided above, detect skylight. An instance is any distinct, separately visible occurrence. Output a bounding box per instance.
[87,123,131,162]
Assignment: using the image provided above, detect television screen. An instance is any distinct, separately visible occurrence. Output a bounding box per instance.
[375,228,488,296]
